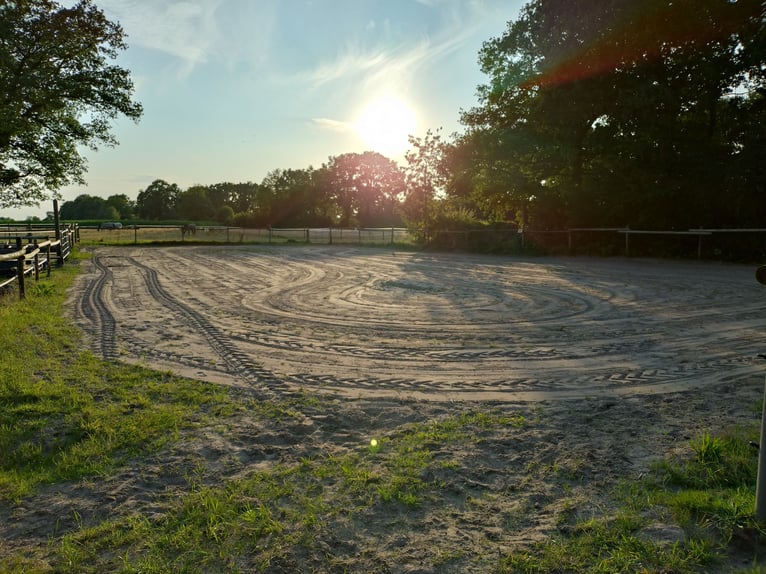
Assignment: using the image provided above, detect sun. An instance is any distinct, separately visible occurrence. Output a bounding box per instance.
[355,96,417,158]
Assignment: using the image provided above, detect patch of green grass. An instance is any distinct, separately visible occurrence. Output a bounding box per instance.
[370,409,525,506]
[45,407,527,572]
[498,425,766,573]
[644,427,764,547]
[0,254,234,501]
[656,429,758,490]
[499,513,714,573]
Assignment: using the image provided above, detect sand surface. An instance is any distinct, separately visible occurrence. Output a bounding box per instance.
[72,245,764,402]
[5,245,766,572]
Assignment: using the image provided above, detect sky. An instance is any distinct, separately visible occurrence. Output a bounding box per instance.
[4,0,527,220]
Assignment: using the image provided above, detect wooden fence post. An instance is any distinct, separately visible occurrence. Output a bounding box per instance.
[53,199,61,243]
[16,255,25,300]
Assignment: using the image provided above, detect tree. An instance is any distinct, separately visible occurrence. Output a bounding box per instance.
[402,129,446,230]
[136,179,179,220]
[59,193,117,220]
[462,0,765,229]
[215,205,234,225]
[105,193,135,219]
[260,167,330,227]
[175,185,212,221]
[352,152,405,227]
[0,0,142,208]
[227,182,261,213]
[321,152,405,227]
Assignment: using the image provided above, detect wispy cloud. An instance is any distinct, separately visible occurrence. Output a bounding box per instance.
[311,118,353,132]
[293,2,486,93]
[100,0,224,76]
[294,46,392,89]
[301,1,494,135]
[288,29,474,97]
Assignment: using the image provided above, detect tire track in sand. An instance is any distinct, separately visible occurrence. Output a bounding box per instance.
[125,256,286,396]
[75,254,118,361]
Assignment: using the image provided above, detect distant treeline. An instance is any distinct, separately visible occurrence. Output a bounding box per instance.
[59,151,410,229]
[57,0,764,246]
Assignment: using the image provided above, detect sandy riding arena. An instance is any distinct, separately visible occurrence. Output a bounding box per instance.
[71,245,765,402]
[10,244,756,571]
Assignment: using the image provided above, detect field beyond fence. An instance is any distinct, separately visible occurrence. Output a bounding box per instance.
[78,225,415,246]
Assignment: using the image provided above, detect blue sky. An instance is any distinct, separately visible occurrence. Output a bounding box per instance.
[5,0,526,219]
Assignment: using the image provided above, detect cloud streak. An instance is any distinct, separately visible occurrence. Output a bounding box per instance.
[99,0,224,76]
[301,2,490,135]
[292,1,489,94]
[311,118,353,132]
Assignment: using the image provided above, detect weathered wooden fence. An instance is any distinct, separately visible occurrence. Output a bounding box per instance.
[78,225,413,246]
[432,226,766,259]
[0,222,78,299]
[519,227,766,259]
[53,219,766,261]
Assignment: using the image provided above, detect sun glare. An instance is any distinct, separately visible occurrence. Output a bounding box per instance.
[355,96,417,158]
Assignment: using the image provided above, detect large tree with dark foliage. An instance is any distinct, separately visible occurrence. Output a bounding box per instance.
[460,0,765,229]
[175,185,213,221]
[259,167,331,227]
[59,193,117,220]
[136,179,179,220]
[105,193,135,219]
[321,152,406,227]
[0,0,142,208]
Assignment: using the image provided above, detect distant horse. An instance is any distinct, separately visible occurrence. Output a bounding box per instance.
[181,223,197,237]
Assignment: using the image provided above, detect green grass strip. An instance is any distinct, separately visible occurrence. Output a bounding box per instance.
[0,255,234,502]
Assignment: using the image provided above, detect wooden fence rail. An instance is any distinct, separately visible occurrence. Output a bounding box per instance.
[75,223,766,259]
[0,222,78,300]
[0,242,48,298]
[510,227,766,259]
[77,225,413,246]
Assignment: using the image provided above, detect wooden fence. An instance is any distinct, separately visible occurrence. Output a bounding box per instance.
[76,222,766,259]
[9,216,763,269]
[518,227,766,259]
[77,225,414,246]
[0,223,78,299]
[430,226,766,259]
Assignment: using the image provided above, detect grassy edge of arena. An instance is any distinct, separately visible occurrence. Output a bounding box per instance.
[1,247,766,573]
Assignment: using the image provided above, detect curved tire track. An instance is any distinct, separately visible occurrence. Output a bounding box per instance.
[76,254,118,361]
[125,256,285,396]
